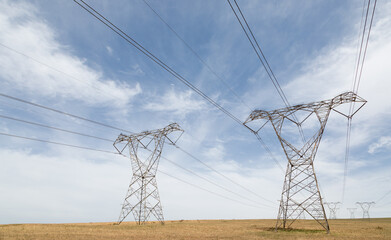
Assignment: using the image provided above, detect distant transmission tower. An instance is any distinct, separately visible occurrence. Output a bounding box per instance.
[356,202,375,219]
[324,202,341,219]
[244,92,366,232]
[113,123,184,225]
[347,208,357,219]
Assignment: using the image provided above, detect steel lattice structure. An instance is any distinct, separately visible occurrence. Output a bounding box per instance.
[324,202,341,219]
[347,208,357,219]
[113,123,184,225]
[356,202,375,219]
[244,92,366,232]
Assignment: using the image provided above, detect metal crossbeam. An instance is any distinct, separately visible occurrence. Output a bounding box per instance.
[113,123,184,225]
[244,92,366,232]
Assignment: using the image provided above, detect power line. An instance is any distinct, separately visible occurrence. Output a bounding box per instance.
[352,0,377,94]
[227,0,286,105]
[0,130,270,209]
[135,134,273,208]
[3,1,288,208]
[0,114,113,143]
[341,117,352,202]
[2,1,273,204]
[0,132,117,154]
[73,0,285,194]
[356,0,377,92]
[173,144,277,205]
[0,42,118,101]
[1,92,276,205]
[376,190,391,203]
[226,0,307,172]
[378,200,391,208]
[74,0,243,126]
[0,92,134,135]
[0,37,281,206]
[142,0,253,112]
[157,169,264,209]
[253,133,284,172]
[0,102,271,207]
[342,0,377,202]
[160,154,273,208]
[227,0,305,143]
[4,2,277,180]
[350,0,368,92]
[3,17,280,205]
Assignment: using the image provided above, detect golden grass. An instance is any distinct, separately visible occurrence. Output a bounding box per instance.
[0,218,390,240]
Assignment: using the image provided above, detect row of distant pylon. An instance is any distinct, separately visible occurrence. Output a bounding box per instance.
[324,202,375,219]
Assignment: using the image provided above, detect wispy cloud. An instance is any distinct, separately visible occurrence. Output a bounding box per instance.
[368,136,391,154]
[144,88,206,116]
[284,1,391,106]
[106,46,113,55]
[0,0,141,108]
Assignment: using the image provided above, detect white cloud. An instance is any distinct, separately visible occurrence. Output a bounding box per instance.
[277,1,391,161]
[284,1,391,107]
[0,146,280,223]
[368,136,391,154]
[131,64,144,75]
[144,88,206,116]
[0,0,141,108]
[203,143,225,161]
[118,64,145,76]
[0,148,127,223]
[106,45,113,55]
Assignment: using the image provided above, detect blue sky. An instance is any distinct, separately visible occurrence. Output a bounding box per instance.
[0,0,390,224]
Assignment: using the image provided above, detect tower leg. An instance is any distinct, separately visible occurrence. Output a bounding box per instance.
[148,177,165,224]
[275,161,329,232]
[276,162,292,230]
[117,174,164,225]
[117,175,140,224]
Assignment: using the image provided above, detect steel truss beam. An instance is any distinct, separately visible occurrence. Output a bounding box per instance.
[244,92,366,232]
[113,123,184,225]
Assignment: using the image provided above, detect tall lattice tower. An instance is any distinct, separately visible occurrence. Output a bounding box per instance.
[113,123,184,225]
[324,202,341,219]
[244,92,366,232]
[356,202,375,219]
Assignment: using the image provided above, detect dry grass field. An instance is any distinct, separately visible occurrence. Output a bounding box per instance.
[1,218,390,240]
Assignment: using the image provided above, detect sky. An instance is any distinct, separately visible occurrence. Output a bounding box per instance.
[0,0,390,224]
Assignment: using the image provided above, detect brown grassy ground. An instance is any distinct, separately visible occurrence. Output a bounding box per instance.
[0,218,390,240]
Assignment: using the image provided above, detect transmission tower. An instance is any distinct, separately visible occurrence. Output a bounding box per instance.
[113,123,184,225]
[324,202,341,219]
[356,202,375,219]
[244,92,366,232]
[347,208,357,219]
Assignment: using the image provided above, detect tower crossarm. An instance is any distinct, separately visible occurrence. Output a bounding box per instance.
[113,123,184,154]
[244,92,366,131]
